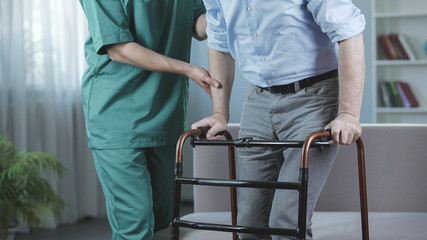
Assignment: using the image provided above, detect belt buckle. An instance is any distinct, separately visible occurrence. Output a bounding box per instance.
[294,81,301,92]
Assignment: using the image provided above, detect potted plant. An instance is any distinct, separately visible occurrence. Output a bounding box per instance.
[0,132,67,240]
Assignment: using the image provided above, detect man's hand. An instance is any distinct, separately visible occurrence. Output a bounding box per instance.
[187,66,221,98]
[191,112,228,139]
[324,112,362,145]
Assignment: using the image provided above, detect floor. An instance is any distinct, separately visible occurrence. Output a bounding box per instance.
[15,218,111,240]
[15,202,194,240]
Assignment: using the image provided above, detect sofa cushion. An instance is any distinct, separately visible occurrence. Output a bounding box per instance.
[312,211,427,240]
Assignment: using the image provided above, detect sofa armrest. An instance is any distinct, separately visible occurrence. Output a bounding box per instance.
[316,124,427,212]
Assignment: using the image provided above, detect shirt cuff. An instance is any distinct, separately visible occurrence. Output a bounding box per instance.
[194,4,206,22]
[329,14,366,43]
[206,27,230,53]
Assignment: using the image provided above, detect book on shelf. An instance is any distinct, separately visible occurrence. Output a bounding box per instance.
[388,81,402,107]
[378,34,416,61]
[395,82,411,108]
[396,81,419,107]
[378,81,419,108]
[397,34,416,60]
[378,81,393,107]
[378,34,398,60]
[389,34,409,60]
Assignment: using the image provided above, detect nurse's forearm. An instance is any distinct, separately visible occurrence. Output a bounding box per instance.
[107,42,193,77]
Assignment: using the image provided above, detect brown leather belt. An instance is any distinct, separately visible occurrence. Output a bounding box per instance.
[259,69,338,94]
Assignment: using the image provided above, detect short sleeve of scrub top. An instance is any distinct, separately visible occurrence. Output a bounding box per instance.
[80,1,134,55]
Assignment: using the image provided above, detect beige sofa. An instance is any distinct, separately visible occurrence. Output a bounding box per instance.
[154,124,427,240]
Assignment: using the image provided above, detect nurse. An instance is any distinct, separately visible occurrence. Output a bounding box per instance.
[79,1,218,239]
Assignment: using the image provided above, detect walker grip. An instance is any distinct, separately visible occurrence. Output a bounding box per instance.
[197,126,226,138]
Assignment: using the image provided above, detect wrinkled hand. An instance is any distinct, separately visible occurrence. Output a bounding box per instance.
[187,66,221,98]
[191,112,228,140]
[324,113,362,145]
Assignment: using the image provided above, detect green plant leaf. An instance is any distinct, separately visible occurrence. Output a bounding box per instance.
[0,131,68,232]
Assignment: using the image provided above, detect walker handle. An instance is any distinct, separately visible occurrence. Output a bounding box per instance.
[197,126,226,138]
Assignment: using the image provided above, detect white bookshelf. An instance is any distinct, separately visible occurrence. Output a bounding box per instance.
[371,0,427,123]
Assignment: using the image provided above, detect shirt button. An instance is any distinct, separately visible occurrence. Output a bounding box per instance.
[268,80,273,84]
[248,7,252,12]
[253,32,258,37]
[261,57,265,62]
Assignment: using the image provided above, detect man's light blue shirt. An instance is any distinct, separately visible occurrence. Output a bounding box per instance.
[204,0,365,87]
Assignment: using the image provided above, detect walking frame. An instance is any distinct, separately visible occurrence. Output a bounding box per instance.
[171,128,369,240]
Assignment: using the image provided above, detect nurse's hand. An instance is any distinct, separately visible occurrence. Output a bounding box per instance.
[187,66,221,98]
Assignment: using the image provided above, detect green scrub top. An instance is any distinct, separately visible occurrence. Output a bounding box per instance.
[79,0,206,149]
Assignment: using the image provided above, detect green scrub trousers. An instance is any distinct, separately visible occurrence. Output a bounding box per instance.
[92,146,175,240]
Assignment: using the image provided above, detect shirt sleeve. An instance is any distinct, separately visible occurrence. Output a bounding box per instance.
[80,0,134,55]
[194,0,207,22]
[307,0,366,43]
[203,0,230,52]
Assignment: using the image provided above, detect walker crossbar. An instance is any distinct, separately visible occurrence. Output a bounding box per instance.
[191,138,330,149]
[174,219,299,237]
[175,177,301,190]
